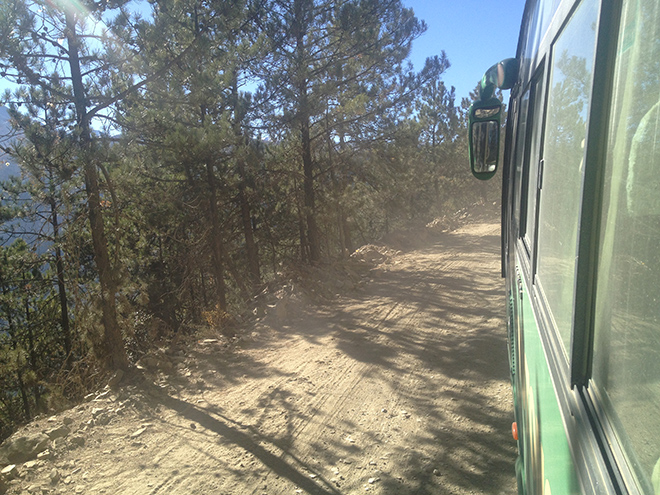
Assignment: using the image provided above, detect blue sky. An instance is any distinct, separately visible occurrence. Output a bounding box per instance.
[404,0,527,100]
[0,0,527,105]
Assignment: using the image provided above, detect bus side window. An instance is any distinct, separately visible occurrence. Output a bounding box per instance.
[591,0,660,491]
[535,0,600,355]
[520,69,545,259]
[512,90,530,234]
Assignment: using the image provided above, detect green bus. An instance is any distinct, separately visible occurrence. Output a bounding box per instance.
[468,0,660,493]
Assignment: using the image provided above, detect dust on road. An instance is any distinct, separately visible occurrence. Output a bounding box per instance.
[2,220,516,495]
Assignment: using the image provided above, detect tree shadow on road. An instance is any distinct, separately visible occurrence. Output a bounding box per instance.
[144,383,343,495]
[143,222,515,494]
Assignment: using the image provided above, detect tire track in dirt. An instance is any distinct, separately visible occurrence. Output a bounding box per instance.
[2,220,515,495]
[145,220,510,494]
[227,221,514,495]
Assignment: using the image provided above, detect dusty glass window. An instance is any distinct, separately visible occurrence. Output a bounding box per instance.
[592,0,660,491]
[536,0,599,353]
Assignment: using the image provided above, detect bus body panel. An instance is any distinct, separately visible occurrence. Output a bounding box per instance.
[511,254,582,494]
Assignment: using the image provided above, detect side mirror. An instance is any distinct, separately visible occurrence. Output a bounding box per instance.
[467,58,517,180]
[469,99,502,180]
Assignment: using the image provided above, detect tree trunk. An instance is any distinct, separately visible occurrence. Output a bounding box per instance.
[65,9,128,371]
[22,282,42,413]
[298,216,309,263]
[238,184,261,290]
[204,161,227,312]
[293,0,320,263]
[339,207,354,255]
[200,269,209,308]
[49,194,72,368]
[16,368,31,422]
[230,70,261,290]
[300,114,321,263]
[4,286,31,420]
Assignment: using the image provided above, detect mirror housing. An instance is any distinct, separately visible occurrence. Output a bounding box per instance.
[469,98,502,180]
[468,58,518,180]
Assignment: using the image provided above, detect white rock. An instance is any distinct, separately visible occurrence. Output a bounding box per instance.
[45,425,71,440]
[37,449,52,460]
[1,464,18,480]
[95,390,111,401]
[0,432,50,463]
[50,468,61,483]
[130,427,147,438]
[91,408,105,418]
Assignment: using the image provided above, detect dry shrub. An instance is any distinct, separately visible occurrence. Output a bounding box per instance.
[47,352,104,412]
[202,305,237,338]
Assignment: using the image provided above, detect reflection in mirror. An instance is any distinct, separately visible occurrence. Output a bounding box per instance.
[475,106,501,119]
[472,121,499,174]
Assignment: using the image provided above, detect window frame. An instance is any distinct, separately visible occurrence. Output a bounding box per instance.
[520,66,547,265]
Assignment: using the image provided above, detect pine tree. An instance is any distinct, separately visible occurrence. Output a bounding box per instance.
[114,0,269,319]
[0,240,54,423]
[1,0,199,369]
[257,0,436,262]
[0,89,79,368]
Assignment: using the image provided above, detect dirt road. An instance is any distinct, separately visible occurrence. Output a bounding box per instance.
[2,219,516,495]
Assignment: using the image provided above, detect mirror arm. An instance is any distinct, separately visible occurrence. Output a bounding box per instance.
[478,58,518,102]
